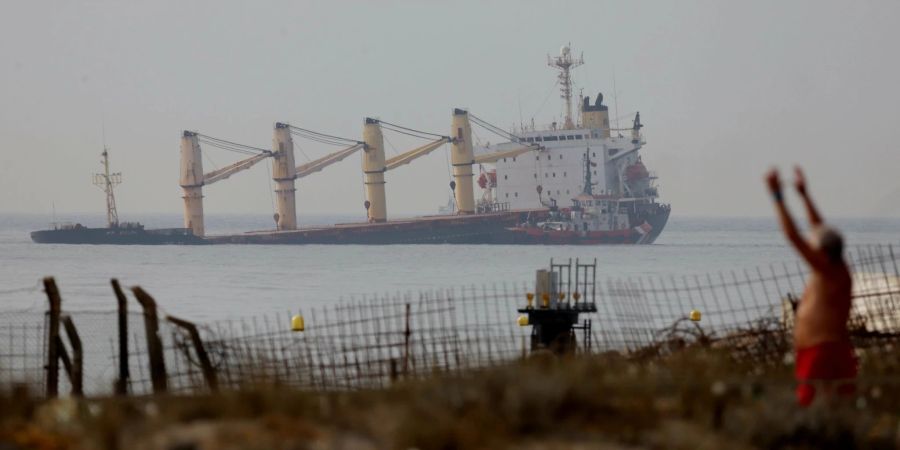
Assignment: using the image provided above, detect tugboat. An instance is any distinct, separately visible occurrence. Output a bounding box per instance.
[506,150,670,245]
[30,148,206,245]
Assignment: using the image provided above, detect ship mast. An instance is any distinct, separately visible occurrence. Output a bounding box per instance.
[582,150,596,196]
[93,147,121,227]
[548,44,584,130]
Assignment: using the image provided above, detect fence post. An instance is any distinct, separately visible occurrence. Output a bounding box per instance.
[111,279,130,395]
[61,315,83,396]
[166,315,218,392]
[403,303,411,377]
[43,277,61,398]
[132,287,168,394]
[56,337,72,388]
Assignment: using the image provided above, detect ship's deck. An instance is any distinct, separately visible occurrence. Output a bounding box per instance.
[204,208,550,245]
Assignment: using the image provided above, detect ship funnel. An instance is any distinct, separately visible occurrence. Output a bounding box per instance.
[581,92,610,138]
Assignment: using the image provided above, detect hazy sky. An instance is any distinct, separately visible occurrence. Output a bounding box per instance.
[2,1,899,219]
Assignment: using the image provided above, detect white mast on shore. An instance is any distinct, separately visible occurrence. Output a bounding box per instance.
[548,44,584,130]
[93,147,121,227]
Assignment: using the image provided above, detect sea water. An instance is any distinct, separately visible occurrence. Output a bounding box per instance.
[0,213,897,321]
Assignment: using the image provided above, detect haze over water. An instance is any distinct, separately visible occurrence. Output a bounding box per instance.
[2,213,897,322]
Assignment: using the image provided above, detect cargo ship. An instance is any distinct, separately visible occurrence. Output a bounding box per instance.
[30,148,206,245]
[33,44,668,246]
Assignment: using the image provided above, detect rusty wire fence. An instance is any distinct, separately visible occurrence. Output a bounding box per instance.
[1,244,898,397]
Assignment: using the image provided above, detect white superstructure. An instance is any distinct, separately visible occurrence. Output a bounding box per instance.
[481,126,647,210]
[474,45,655,212]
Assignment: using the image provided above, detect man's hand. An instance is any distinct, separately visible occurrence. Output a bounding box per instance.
[794,166,807,195]
[765,168,782,194]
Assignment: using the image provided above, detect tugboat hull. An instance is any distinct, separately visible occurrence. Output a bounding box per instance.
[505,206,670,245]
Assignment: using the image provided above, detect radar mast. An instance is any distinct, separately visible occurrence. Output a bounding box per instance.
[93,147,121,227]
[547,44,584,130]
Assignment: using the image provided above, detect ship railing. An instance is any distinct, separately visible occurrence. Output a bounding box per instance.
[476,202,510,214]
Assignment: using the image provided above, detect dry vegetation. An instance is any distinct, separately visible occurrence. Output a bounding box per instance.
[1,340,899,450]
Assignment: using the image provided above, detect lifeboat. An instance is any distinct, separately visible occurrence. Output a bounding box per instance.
[478,170,497,189]
[625,160,649,182]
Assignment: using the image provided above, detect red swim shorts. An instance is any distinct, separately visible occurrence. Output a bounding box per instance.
[795,340,858,406]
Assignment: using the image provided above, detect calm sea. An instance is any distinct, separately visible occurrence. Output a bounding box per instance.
[1,213,898,321]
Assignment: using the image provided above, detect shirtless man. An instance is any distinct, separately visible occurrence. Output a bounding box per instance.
[765,167,855,406]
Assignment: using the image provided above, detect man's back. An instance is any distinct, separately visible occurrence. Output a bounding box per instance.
[794,263,852,349]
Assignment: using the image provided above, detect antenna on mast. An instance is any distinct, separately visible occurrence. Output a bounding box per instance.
[93,147,122,227]
[613,68,621,131]
[547,43,584,130]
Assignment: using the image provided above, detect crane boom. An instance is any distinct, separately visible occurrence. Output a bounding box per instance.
[203,151,272,185]
[473,145,540,164]
[384,137,450,171]
[295,143,365,179]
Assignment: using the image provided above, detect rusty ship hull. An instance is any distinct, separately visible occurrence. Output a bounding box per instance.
[207,210,550,245]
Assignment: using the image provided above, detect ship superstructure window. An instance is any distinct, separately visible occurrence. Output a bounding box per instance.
[563,172,567,177]
[514,192,518,197]
[504,175,508,180]
[547,155,551,160]
[526,137,534,143]
[559,154,563,159]
[545,136,558,141]
[608,148,619,156]
[575,135,583,140]
[533,173,537,178]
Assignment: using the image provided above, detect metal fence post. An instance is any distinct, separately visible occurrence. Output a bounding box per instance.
[403,303,411,377]
[111,279,130,395]
[61,315,83,396]
[43,277,61,398]
[167,315,218,392]
[132,287,168,394]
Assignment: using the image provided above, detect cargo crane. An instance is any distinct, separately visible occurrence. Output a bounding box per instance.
[272,119,449,227]
[181,110,546,238]
[361,109,542,220]
[361,118,451,222]
[271,123,366,231]
[179,132,273,237]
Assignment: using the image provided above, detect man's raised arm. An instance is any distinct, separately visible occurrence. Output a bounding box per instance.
[794,166,823,227]
[766,168,827,270]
